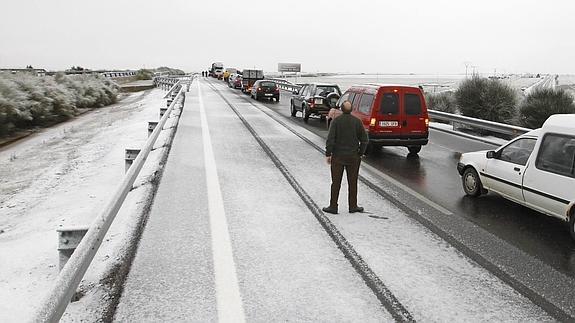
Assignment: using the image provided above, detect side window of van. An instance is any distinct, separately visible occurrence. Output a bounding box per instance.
[337,92,350,107]
[498,138,537,166]
[536,134,575,178]
[380,93,399,115]
[351,93,361,110]
[405,93,422,115]
[358,94,374,115]
[348,93,356,106]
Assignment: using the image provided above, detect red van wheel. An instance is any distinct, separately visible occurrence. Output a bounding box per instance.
[408,146,421,154]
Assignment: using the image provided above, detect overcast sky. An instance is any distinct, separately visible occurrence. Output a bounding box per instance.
[0,0,573,74]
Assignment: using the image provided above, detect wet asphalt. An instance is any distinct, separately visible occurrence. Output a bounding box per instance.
[242,87,575,278]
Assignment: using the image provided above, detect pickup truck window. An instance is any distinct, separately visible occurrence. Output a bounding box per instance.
[536,134,575,178]
[315,86,341,96]
[498,138,537,166]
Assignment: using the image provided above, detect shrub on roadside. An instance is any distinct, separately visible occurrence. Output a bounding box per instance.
[0,72,119,136]
[455,76,518,123]
[425,91,457,113]
[519,88,575,128]
[135,69,154,80]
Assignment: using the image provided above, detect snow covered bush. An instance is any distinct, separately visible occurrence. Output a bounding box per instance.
[135,69,154,80]
[425,92,457,113]
[0,72,119,136]
[455,76,517,123]
[519,88,575,129]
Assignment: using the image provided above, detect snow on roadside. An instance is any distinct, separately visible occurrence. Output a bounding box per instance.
[0,88,178,322]
[430,122,509,146]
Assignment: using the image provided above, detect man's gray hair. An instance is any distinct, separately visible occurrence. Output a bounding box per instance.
[341,100,352,112]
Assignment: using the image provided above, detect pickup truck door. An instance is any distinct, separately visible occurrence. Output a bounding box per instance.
[482,138,537,204]
[294,85,306,108]
[523,134,575,219]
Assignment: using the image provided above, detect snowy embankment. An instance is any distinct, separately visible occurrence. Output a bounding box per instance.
[0,88,179,322]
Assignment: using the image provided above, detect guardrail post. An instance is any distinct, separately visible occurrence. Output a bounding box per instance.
[57,227,89,272]
[160,107,168,118]
[167,99,173,107]
[148,121,158,137]
[125,149,141,172]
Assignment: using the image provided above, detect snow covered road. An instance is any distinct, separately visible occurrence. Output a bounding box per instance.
[114,79,552,321]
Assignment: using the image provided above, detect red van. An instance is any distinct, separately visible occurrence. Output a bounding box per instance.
[332,84,429,154]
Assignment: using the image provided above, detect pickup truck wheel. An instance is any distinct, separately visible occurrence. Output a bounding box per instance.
[302,106,309,123]
[408,146,422,154]
[462,167,482,197]
[290,101,297,117]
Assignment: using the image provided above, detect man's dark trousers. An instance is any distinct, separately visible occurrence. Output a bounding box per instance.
[330,154,361,209]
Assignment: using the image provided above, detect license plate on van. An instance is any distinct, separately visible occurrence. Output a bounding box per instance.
[379,121,398,127]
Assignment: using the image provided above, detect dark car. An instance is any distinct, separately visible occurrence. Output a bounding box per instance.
[250,80,280,102]
[290,83,341,123]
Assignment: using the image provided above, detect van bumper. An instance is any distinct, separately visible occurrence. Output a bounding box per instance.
[369,137,429,146]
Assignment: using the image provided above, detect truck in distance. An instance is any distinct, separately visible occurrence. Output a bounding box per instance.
[241,69,264,93]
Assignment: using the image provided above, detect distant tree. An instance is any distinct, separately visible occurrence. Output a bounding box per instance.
[519,88,575,128]
[26,65,34,69]
[455,76,517,123]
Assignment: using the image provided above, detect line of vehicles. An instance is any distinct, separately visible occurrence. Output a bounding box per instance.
[206,62,575,240]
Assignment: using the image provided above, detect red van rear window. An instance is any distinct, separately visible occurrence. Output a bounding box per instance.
[379,93,399,115]
[405,94,422,115]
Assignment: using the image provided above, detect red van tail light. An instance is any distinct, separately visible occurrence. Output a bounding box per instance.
[425,118,429,127]
[370,118,377,127]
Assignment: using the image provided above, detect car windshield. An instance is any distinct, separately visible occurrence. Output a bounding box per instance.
[315,86,340,96]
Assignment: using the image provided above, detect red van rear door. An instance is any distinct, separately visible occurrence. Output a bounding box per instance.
[375,89,401,135]
[401,88,428,137]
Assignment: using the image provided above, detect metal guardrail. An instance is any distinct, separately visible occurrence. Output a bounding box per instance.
[428,110,532,137]
[32,76,191,323]
[273,80,302,93]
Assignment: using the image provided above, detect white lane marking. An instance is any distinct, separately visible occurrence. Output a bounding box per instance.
[361,162,453,215]
[198,80,246,323]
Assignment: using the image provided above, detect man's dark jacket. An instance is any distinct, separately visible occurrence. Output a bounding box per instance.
[326,112,368,157]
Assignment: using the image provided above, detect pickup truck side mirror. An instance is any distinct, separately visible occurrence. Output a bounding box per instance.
[292,90,299,95]
[486,151,496,159]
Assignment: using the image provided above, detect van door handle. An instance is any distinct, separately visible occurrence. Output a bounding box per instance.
[513,167,520,172]
[402,121,407,127]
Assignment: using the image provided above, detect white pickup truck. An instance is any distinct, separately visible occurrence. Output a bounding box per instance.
[457,114,575,239]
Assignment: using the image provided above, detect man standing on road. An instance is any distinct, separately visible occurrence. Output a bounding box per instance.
[323,100,368,214]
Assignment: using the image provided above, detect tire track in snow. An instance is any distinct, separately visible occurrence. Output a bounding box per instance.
[204,80,415,323]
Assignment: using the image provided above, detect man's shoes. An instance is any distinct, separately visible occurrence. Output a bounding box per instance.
[322,206,338,214]
[349,206,364,213]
